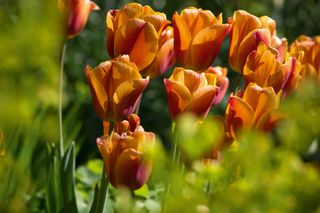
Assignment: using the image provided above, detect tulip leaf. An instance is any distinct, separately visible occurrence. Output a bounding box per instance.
[89,183,99,213]
[46,143,62,213]
[60,141,78,213]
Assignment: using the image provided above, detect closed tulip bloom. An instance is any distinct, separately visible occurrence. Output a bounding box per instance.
[141,26,175,78]
[173,7,231,70]
[290,35,320,83]
[59,0,99,38]
[164,67,223,120]
[244,43,302,94]
[228,10,287,73]
[226,83,281,139]
[85,55,148,121]
[106,3,170,70]
[97,114,155,190]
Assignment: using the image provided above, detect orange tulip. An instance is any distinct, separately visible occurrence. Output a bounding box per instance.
[225,83,281,139]
[290,35,320,83]
[97,114,155,190]
[164,67,228,120]
[85,55,148,122]
[173,7,231,71]
[141,26,175,78]
[243,43,302,95]
[106,3,170,71]
[59,0,99,38]
[228,10,287,73]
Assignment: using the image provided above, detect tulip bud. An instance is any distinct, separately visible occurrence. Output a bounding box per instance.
[97,114,155,190]
[164,67,229,120]
[59,0,99,38]
[106,3,170,71]
[173,7,231,71]
[225,83,282,139]
[85,55,149,121]
[228,10,286,73]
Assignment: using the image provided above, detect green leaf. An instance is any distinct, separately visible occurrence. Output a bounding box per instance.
[60,141,78,213]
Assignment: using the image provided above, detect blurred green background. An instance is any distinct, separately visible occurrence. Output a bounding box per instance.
[0,0,320,212]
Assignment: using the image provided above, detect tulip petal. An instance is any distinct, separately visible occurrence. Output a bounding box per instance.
[173,12,192,52]
[164,79,192,119]
[85,64,110,119]
[113,79,148,121]
[114,18,145,58]
[187,85,218,118]
[228,96,255,131]
[129,22,159,70]
[114,149,151,190]
[253,87,279,124]
[106,10,116,58]
[189,24,231,70]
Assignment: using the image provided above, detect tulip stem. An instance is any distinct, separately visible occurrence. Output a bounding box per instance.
[59,42,67,156]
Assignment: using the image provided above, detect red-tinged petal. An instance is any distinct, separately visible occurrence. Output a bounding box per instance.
[187,85,218,118]
[114,3,144,29]
[164,79,192,119]
[114,149,151,190]
[256,110,283,131]
[229,96,255,130]
[114,18,145,57]
[112,78,149,121]
[129,22,159,70]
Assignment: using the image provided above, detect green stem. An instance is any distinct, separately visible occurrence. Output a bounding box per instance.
[59,42,67,156]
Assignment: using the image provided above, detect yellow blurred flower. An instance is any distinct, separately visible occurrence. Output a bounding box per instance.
[85,55,148,122]
[173,7,231,71]
[97,114,155,190]
[225,83,282,139]
[228,10,287,73]
[164,67,228,120]
[59,0,99,38]
[106,3,170,71]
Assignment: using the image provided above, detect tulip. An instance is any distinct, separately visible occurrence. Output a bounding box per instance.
[97,114,155,190]
[243,43,302,94]
[290,35,320,83]
[164,67,228,120]
[228,10,287,73]
[173,7,231,71]
[59,0,99,38]
[85,55,148,121]
[141,26,175,78]
[225,83,282,139]
[106,3,170,70]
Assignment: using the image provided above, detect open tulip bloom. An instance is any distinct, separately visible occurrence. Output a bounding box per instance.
[290,35,320,83]
[96,114,155,190]
[59,0,99,38]
[226,83,282,139]
[244,43,302,95]
[85,55,149,122]
[106,3,170,71]
[173,7,231,71]
[164,67,229,120]
[228,10,287,73]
